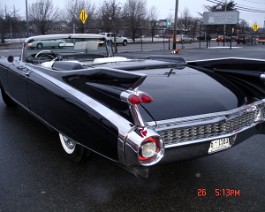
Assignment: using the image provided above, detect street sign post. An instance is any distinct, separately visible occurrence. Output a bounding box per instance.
[79,9,88,24]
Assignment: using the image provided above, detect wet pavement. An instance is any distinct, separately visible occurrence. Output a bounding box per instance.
[0,46,265,211]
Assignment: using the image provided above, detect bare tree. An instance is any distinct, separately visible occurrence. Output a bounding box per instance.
[239,19,248,34]
[28,0,59,34]
[122,0,147,42]
[205,0,236,12]
[65,0,96,33]
[0,5,6,43]
[182,8,192,34]
[97,0,122,33]
[0,4,20,43]
[149,6,158,42]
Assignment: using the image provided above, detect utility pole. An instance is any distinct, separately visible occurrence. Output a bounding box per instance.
[223,0,227,46]
[172,0,179,49]
[25,0,29,36]
[72,15,76,33]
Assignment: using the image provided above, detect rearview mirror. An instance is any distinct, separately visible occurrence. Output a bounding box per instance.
[7,55,14,63]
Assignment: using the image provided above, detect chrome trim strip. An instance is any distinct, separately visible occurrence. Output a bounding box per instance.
[148,102,264,130]
[187,57,265,63]
[260,74,265,82]
[120,90,145,128]
[120,90,131,104]
[130,105,145,128]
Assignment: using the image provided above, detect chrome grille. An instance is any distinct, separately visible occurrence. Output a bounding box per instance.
[151,100,265,147]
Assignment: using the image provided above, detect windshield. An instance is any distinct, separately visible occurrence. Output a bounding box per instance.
[22,36,113,64]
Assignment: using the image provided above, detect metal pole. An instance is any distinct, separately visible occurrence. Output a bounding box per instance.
[179,12,184,49]
[73,15,76,33]
[140,28,143,52]
[172,0,179,49]
[25,0,29,36]
[223,0,227,46]
[114,19,118,53]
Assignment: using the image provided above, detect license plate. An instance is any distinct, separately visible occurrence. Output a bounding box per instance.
[208,137,232,154]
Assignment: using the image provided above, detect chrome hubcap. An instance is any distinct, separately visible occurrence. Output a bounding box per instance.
[59,133,76,154]
[63,136,76,150]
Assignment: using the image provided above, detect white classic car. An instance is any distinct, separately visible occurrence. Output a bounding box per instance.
[27,39,66,49]
[100,32,128,46]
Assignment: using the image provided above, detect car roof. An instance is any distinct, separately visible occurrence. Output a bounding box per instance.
[24,33,106,42]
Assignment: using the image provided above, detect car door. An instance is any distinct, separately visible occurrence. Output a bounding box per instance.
[7,61,31,109]
[116,35,122,44]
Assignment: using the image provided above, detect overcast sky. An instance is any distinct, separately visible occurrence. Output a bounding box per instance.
[1,0,264,27]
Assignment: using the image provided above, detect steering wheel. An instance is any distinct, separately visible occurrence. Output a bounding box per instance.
[34,50,62,64]
[35,50,57,59]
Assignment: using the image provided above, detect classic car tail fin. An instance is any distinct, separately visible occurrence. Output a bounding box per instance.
[64,68,147,91]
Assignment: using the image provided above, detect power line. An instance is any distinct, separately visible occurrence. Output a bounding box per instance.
[235,6,265,13]
[206,0,265,13]
[242,0,265,4]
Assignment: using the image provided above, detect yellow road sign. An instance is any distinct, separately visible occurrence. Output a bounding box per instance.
[79,9,88,24]
[252,23,259,32]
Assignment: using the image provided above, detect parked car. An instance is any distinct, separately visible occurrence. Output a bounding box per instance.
[236,35,252,44]
[100,32,128,46]
[1,34,265,178]
[258,37,265,44]
[176,34,193,43]
[230,36,237,42]
[216,35,225,42]
[216,35,236,42]
[27,39,65,49]
[236,35,246,44]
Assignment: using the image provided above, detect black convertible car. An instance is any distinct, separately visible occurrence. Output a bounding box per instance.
[1,34,265,178]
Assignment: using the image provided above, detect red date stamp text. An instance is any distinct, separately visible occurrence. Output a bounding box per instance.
[197,188,241,197]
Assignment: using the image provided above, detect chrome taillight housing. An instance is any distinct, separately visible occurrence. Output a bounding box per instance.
[121,89,164,166]
[138,136,162,162]
[138,135,164,166]
[125,128,165,166]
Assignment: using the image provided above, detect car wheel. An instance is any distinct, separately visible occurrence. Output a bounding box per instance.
[59,133,91,163]
[122,40,127,46]
[37,43,43,49]
[1,88,17,107]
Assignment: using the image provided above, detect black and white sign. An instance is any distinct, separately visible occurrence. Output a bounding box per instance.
[203,11,239,25]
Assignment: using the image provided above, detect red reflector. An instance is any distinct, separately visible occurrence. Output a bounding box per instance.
[128,94,142,104]
[140,93,153,103]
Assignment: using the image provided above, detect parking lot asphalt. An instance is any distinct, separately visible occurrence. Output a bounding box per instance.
[116,43,265,61]
[0,45,265,211]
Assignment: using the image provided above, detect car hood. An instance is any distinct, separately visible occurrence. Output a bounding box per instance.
[136,66,245,122]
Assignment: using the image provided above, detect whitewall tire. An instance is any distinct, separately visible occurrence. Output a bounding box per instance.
[59,133,91,163]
